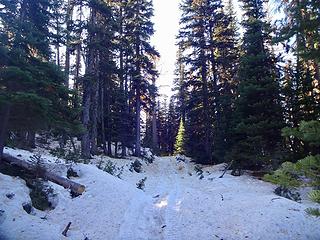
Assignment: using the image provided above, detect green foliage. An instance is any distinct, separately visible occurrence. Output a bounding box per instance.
[227,0,284,171]
[263,162,301,188]
[129,160,143,173]
[308,190,320,204]
[295,155,320,186]
[28,180,56,211]
[305,208,320,217]
[174,119,186,155]
[50,147,82,163]
[266,121,320,216]
[102,160,117,176]
[263,155,320,189]
[0,0,82,150]
[282,121,320,147]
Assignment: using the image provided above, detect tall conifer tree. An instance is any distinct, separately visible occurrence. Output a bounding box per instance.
[228,0,284,173]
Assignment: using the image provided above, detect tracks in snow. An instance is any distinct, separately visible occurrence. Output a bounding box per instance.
[117,157,185,240]
[117,192,165,240]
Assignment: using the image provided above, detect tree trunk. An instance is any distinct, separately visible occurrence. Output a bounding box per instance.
[106,78,112,157]
[135,33,141,157]
[26,131,36,149]
[200,26,211,163]
[119,6,127,158]
[81,80,91,158]
[108,141,112,157]
[64,0,73,87]
[2,153,85,194]
[81,7,97,158]
[151,78,158,154]
[100,79,107,155]
[0,104,10,160]
[115,142,118,158]
[90,77,99,155]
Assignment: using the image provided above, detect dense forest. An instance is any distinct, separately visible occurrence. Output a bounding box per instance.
[0,0,319,239]
[0,0,319,174]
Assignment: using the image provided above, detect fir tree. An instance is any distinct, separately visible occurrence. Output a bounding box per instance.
[178,0,224,164]
[0,0,79,154]
[174,119,186,155]
[125,0,159,156]
[228,0,284,172]
[212,0,240,163]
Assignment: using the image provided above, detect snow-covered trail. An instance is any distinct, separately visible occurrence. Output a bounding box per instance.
[1,147,320,240]
[117,157,184,240]
[118,156,320,240]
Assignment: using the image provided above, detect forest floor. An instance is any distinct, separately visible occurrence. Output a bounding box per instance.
[0,147,319,240]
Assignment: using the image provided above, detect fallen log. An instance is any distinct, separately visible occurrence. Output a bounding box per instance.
[1,153,85,194]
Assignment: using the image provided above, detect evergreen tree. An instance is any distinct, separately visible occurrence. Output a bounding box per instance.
[275,0,320,162]
[0,0,79,154]
[212,0,240,163]
[81,0,117,158]
[178,0,224,164]
[172,46,187,123]
[228,0,284,173]
[174,119,186,155]
[124,0,159,156]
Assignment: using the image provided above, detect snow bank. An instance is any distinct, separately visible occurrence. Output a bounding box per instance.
[0,148,145,240]
[1,148,319,240]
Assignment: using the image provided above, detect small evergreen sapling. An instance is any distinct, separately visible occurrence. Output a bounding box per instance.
[174,119,186,155]
[264,120,320,216]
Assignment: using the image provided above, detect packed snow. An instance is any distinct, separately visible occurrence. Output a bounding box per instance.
[0,147,319,240]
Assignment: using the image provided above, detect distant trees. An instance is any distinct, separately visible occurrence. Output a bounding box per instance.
[1,0,318,172]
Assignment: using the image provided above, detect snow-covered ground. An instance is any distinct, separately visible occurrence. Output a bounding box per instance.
[0,147,319,240]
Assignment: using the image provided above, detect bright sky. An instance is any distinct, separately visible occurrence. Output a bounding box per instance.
[151,0,181,99]
[150,0,241,99]
[150,0,282,99]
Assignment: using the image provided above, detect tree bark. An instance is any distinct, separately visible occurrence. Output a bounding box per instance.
[90,77,99,155]
[100,79,107,155]
[26,131,36,149]
[2,153,85,194]
[200,24,211,163]
[151,78,158,154]
[81,8,97,158]
[0,104,10,160]
[135,33,141,157]
[81,79,91,158]
[64,0,73,87]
